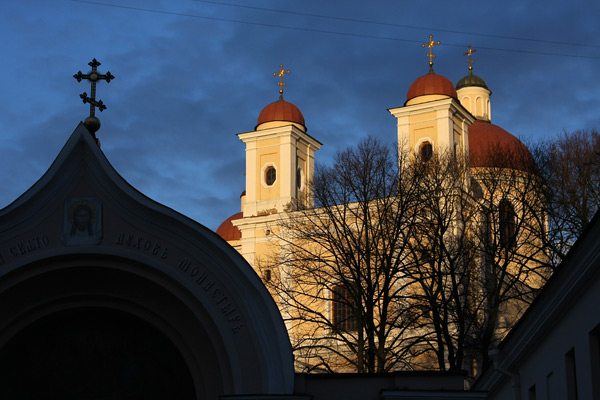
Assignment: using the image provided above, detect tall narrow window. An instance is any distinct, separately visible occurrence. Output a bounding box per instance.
[265,166,276,186]
[590,325,600,399]
[420,141,433,162]
[528,385,537,400]
[499,200,517,249]
[296,168,302,190]
[263,269,272,282]
[332,285,358,331]
[565,348,578,400]
[546,372,554,400]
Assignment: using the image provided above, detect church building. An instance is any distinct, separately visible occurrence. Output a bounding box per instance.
[218,43,536,257]
[0,41,598,400]
[217,37,544,375]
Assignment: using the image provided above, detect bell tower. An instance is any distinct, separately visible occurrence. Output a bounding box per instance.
[237,65,321,217]
[388,36,474,160]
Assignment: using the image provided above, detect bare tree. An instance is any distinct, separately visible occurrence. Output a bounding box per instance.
[403,151,481,373]
[534,129,600,262]
[260,136,553,377]
[261,136,425,373]
[468,143,550,373]
[404,144,550,377]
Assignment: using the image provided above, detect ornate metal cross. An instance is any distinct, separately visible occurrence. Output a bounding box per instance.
[274,64,290,99]
[464,45,476,71]
[422,34,441,72]
[73,59,114,118]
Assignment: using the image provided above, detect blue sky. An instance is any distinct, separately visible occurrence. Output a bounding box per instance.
[1,0,599,231]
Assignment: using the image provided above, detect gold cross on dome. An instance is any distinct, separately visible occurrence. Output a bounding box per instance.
[73,58,115,118]
[464,45,476,71]
[274,64,290,99]
[422,34,441,72]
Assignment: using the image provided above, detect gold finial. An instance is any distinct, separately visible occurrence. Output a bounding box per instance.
[422,34,441,73]
[274,64,290,100]
[464,45,476,72]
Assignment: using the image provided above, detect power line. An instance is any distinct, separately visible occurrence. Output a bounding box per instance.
[71,0,600,59]
[69,0,420,42]
[193,0,600,49]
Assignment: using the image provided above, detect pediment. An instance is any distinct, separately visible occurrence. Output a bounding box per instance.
[0,123,294,396]
[0,123,234,277]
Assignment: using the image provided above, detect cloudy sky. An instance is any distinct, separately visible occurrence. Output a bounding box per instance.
[1,0,598,231]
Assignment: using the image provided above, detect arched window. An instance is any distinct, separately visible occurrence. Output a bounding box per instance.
[296,168,302,190]
[265,166,276,186]
[471,179,483,199]
[499,200,517,248]
[476,96,483,117]
[460,96,472,111]
[420,141,433,162]
[263,269,272,282]
[420,249,433,266]
[332,285,357,331]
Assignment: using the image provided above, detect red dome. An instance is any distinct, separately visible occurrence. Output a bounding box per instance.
[469,121,536,173]
[257,99,305,129]
[216,212,243,241]
[406,73,457,103]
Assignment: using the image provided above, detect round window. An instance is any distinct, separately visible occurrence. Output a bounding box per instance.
[265,166,277,186]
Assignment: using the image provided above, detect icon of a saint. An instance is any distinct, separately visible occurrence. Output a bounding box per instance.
[64,199,102,245]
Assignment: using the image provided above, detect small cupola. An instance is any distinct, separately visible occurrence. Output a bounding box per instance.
[456,46,492,122]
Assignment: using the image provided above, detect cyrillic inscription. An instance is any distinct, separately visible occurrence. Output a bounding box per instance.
[9,236,50,257]
[115,232,168,260]
[178,258,245,334]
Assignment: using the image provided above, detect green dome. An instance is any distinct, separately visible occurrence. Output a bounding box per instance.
[456,72,489,91]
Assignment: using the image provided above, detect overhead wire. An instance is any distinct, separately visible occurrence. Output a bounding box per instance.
[193,0,600,49]
[71,0,600,59]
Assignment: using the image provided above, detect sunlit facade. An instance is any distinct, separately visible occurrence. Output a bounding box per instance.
[217,56,549,374]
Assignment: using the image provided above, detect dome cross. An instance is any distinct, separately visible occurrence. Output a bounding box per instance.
[464,45,477,72]
[422,34,441,73]
[274,64,290,100]
[73,59,114,118]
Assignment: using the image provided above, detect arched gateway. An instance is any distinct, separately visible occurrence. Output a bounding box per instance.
[0,124,294,399]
